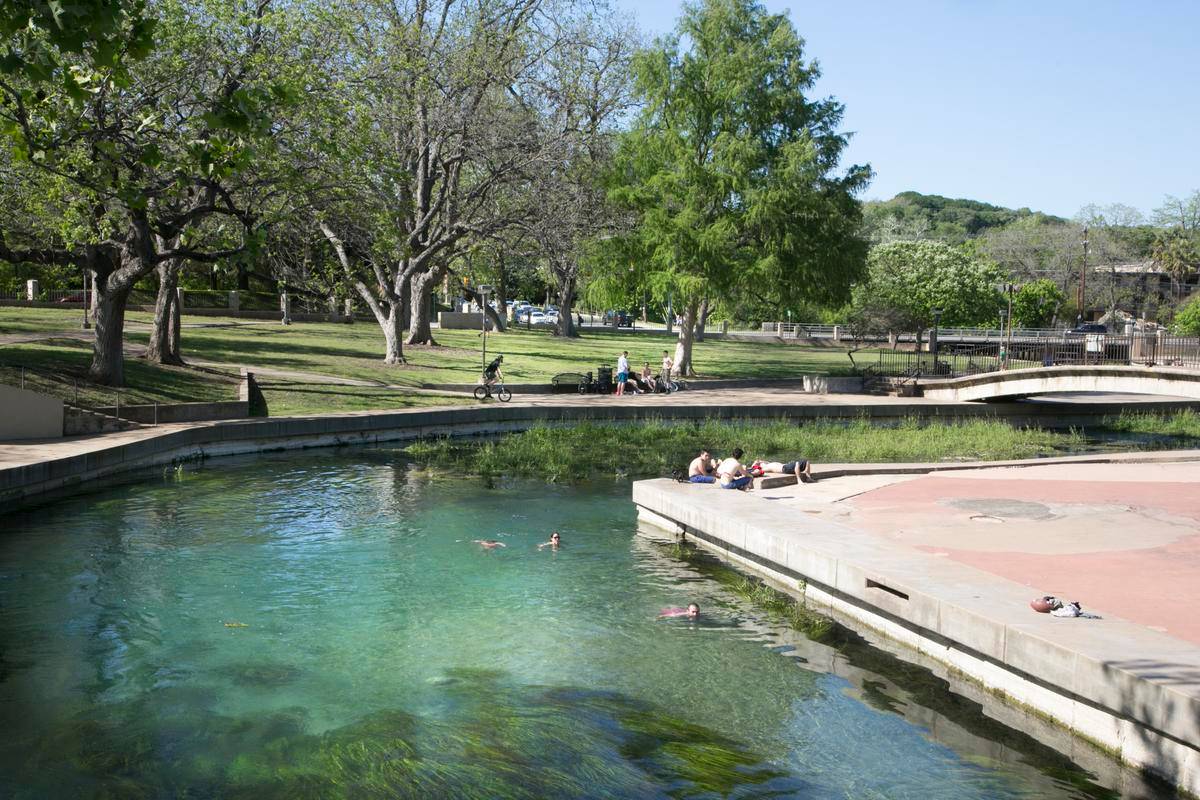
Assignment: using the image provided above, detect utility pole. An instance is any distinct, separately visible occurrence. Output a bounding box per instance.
[1077,227,1089,324]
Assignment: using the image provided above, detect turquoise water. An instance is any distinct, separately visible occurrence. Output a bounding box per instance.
[0,448,1171,799]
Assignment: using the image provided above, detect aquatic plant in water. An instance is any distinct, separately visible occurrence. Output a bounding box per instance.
[19,669,800,799]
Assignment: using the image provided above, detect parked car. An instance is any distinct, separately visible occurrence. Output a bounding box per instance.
[528,310,547,325]
[1066,323,1107,336]
[604,309,634,327]
[543,309,559,324]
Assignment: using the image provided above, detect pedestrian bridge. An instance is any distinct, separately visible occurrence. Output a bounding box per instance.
[918,365,1200,402]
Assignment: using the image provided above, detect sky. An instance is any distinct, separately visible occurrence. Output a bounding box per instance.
[611,0,1200,220]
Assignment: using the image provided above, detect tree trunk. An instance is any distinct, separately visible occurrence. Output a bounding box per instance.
[406,272,437,345]
[555,277,577,337]
[89,276,132,386]
[673,300,699,377]
[381,303,405,364]
[148,258,185,365]
[695,297,710,342]
[495,251,508,331]
[400,273,412,332]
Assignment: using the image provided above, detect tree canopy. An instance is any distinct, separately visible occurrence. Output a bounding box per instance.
[596,0,870,374]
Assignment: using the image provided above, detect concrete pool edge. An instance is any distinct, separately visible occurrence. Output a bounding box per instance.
[632,479,1200,797]
[4,396,1200,507]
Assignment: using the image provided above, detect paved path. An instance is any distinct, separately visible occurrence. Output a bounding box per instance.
[758,459,1200,645]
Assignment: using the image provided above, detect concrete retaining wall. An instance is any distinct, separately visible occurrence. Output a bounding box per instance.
[94,400,250,424]
[632,479,1200,796]
[0,384,63,440]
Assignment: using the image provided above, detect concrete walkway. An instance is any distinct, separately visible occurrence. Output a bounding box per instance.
[632,464,1200,794]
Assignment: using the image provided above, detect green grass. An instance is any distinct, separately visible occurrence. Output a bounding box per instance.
[0,307,864,390]
[1101,409,1200,437]
[257,383,471,416]
[0,339,240,407]
[404,418,1084,482]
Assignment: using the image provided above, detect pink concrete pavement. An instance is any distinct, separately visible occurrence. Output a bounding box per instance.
[837,463,1200,645]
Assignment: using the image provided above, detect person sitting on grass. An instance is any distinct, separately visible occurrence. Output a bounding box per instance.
[749,458,816,483]
[687,449,718,484]
[537,532,562,550]
[716,448,753,491]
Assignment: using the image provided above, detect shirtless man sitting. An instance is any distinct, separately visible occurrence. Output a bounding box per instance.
[686,449,718,484]
[716,448,753,491]
[749,458,815,483]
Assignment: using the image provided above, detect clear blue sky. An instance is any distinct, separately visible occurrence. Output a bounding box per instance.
[612,0,1200,220]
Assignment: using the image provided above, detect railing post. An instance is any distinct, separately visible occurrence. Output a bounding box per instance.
[25,279,38,301]
[176,287,185,315]
[228,290,240,313]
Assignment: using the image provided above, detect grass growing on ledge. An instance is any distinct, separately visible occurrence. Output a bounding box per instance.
[1101,409,1200,438]
[405,418,1084,482]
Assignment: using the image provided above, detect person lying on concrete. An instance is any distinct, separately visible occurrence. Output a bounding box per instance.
[659,603,700,619]
[537,532,562,550]
[749,458,815,483]
[474,539,506,549]
[687,449,718,484]
[717,448,753,490]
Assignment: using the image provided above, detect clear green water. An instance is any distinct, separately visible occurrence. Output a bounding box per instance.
[0,448,1171,799]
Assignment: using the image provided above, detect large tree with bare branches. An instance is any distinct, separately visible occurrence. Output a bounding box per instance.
[311,0,630,363]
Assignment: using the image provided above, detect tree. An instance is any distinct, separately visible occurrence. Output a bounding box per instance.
[599,0,870,376]
[311,0,624,364]
[855,241,1004,333]
[1010,279,1065,328]
[1172,294,1200,336]
[1152,190,1200,233]
[0,0,299,384]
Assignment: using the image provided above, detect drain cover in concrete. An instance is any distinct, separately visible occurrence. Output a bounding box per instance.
[944,497,1057,520]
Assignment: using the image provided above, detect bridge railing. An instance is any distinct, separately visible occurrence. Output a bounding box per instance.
[876,332,1200,378]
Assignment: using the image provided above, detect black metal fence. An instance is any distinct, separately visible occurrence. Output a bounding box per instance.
[874,333,1200,379]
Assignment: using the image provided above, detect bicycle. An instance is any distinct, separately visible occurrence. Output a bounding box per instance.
[474,379,512,402]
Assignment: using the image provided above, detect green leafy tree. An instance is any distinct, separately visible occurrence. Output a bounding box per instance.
[1010,279,1065,328]
[598,0,870,375]
[1172,294,1200,335]
[0,0,301,384]
[856,241,1004,334]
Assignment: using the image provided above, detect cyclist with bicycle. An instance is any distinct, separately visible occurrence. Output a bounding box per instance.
[483,355,504,387]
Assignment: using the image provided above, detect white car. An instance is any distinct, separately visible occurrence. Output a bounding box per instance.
[528,310,546,325]
[543,310,559,323]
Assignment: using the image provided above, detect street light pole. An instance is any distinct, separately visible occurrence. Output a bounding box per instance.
[1077,227,1089,325]
[1005,283,1015,366]
[931,308,942,361]
[999,308,1009,369]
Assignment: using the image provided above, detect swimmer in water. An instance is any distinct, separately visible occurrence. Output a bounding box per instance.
[537,532,562,550]
[659,603,700,619]
[474,539,506,549]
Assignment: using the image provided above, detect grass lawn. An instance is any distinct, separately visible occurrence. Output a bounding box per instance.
[0,307,865,392]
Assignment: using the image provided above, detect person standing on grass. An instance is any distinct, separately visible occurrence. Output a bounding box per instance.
[616,351,631,396]
[661,350,673,380]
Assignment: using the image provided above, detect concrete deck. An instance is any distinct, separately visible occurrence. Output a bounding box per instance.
[633,461,1200,796]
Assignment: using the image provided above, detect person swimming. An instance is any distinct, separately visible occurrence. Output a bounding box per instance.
[659,603,700,619]
[537,532,562,550]
[473,539,506,549]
